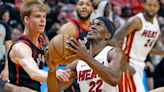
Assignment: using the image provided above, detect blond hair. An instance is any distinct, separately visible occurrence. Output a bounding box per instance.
[20,0,47,21]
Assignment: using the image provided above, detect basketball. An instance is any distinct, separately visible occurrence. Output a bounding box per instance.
[47,34,74,65]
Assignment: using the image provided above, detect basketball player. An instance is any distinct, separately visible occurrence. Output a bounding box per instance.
[8,0,69,91]
[114,0,164,92]
[57,0,93,91]
[58,0,93,49]
[46,16,127,92]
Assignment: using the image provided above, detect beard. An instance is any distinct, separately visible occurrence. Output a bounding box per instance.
[77,11,92,21]
[145,11,156,18]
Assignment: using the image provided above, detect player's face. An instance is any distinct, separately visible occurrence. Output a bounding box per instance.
[92,0,99,9]
[25,7,46,33]
[87,19,109,41]
[76,0,93,20]
[144,0,159,17]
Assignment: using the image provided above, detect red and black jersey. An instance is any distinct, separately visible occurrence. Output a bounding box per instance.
[68,18,90,49]
[8,34,45,91]
[65,18,90,92]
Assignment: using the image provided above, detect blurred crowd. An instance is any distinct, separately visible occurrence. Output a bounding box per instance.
[0,0,164,91]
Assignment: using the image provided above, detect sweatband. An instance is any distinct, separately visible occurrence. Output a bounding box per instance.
[96,16,115,38]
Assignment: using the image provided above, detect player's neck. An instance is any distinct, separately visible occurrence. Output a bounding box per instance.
[23,28,40,45]
[144,13,154,23]
[90,42,106,57]
[77,18,90,28]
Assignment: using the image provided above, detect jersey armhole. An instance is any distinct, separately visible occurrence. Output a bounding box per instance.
[135,16,143,31]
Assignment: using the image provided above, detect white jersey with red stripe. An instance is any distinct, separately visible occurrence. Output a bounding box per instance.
[122,13,160,70]
[76,46,118,92]
[121,13,160,92]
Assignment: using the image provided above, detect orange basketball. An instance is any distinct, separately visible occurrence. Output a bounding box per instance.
[48,34,73,65]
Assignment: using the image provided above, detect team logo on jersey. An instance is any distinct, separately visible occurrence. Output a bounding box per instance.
[36,54,45,65]
[142,30,158,38]
[78,69,98,81]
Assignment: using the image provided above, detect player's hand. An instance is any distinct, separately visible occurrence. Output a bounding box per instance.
[66,37,92,61]
[0,68,9,80]
[127,64,136,76]
[45,50,57,72]
[145,62,154,72]
[56,69,70,82]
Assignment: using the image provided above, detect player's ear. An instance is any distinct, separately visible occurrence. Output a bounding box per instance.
[24,16,29,24]
[105,33,111,41]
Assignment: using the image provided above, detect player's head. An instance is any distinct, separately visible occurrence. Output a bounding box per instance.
[20,0,47,33]
[143,0,159,18]
[87,16,115,43]
[76,0,93,21]
[90,0,100,9]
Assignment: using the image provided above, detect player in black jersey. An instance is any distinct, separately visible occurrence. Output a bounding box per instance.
[7,0,70,91]
[55,0,93,91]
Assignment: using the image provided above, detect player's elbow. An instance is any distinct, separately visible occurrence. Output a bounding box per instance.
[106,72,121,86]
[107,75,121,86]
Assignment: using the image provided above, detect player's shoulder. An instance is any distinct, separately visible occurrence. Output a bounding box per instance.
[107,47,125,58]
[12,42,32,53]
[127,15,142,31]
[58,22,76,37]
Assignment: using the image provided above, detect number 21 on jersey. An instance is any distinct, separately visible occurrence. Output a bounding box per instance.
[144,39,155,47]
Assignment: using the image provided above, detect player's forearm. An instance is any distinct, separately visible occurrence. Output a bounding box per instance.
[30,69,48,82]
[85,57,121,86]
[150,48,164,56]
[47,70,60,92]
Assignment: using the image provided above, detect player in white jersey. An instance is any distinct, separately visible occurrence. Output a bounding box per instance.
[114,0,164,92]
[46,16,127,92]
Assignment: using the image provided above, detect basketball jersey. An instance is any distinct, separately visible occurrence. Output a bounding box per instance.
[68,18,90,49]
[76,46,118,92]
[8,34,45,91]
[122,13,160,70]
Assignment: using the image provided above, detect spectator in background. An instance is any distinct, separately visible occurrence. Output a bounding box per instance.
[47,21,61,40]
[90,0,101,21]
[0,20,12,80]
[46,0,60,31]
[90,0,113,21]
[0,8,10,24]
[11,23,23,42]
[158,0,164,23]
[0,0,23,26]
[113,5,125,30]
[121,5,133,21]
[96,0,113,21]
[154,23,164,89]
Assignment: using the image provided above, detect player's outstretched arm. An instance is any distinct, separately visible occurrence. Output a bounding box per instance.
[10,42,48,82]
[46,49,77,92]
[59,61,77,90]
[114,17,142,47]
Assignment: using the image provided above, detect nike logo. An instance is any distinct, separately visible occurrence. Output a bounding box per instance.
[81,64,86,67]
